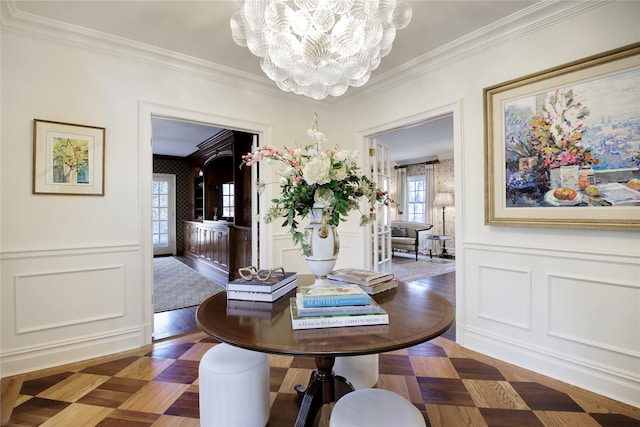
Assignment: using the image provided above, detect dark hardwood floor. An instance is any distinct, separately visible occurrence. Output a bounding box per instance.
[153,255,226,341]
[153,256,456,342]
[411,271,456,341]
[153,305,200,341]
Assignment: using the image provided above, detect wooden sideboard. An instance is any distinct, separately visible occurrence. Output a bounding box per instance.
[184,129,254,283]
[184,221,251,282]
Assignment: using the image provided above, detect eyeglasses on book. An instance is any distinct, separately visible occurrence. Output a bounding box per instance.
[238,266,285,281]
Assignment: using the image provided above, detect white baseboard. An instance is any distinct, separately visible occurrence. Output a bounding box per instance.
[463,327,640,408]
[0,327,144,377]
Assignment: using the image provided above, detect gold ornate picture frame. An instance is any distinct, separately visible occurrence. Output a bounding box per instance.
[33,119,105,196]
[484,43,640,230]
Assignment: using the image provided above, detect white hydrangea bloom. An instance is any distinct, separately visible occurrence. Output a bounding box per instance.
[303,157,331,185]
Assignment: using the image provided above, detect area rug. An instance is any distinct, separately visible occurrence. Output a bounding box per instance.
[391,255,455,282]
[154,257,225,313]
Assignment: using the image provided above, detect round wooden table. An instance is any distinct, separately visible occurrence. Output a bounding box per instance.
[196,275,455,427]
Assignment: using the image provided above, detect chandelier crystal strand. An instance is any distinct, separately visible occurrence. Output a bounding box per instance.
[230,0,412,100]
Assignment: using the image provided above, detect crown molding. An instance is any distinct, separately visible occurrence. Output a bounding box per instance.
[330,0,611,107]
[0,0,320,107]
[1,0,612,108]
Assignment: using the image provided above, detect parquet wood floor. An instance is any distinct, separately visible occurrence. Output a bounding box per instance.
[2,332,639,426]
[8,262,636,425]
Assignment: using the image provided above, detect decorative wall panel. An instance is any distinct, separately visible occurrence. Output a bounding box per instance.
[478,264,532,330]
[548,274,639,356]
[15,266,125,334]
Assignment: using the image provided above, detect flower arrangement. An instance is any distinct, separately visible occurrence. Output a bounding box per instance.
[529,88,598,168]
[241,113,390,255]
[52,137,89,183]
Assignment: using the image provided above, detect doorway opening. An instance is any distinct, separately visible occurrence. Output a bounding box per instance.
[143,107,265,342]
[364,105,459,341]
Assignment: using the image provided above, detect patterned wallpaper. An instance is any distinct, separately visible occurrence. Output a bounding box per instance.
[435,158,455,252]
[153,156,191,254]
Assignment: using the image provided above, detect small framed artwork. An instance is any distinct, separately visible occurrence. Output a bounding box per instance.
[484,42,640,230]
[33,119,105,196]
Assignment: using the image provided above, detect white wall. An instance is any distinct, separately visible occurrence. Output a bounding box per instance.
[1,0,639,408]
[0,6,342,375]
[327,1,640,407]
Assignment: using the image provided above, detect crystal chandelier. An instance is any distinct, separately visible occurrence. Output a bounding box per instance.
[230,0,412,100]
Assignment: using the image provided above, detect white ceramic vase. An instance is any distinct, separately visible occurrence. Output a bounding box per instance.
[303,204,340,286]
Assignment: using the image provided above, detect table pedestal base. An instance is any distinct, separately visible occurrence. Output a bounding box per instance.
[294,356,354,427]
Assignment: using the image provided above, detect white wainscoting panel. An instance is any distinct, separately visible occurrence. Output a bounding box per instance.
[15,265,125,334]
[548,274,639,357]
[0,245,142,376]
[463,243,640,407]
[280,245,307,274]
[478,264,532,330]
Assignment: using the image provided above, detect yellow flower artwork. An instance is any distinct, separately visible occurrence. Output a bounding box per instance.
[52,137,90,184]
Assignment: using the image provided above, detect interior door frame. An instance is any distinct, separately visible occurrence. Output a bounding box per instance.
[360,101,462,343]
[139,101,270,344]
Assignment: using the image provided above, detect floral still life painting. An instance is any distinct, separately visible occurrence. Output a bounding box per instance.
[485,43,640,230]
[503,71,639,208]
[51,137,90,184]
[33,119,105,196]
[241,113,392,254]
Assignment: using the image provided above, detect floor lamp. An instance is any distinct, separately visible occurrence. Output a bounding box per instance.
[433,192,454,257]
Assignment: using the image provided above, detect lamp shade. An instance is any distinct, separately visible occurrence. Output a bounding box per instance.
[433,192,454,207]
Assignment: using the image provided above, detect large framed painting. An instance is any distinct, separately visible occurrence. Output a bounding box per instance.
[33,119,105,196]
[484,42,640,230]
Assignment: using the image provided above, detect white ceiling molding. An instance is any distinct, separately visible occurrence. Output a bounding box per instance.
[0,0,314,106]
[330,0,609,107]
[1,0,608,107]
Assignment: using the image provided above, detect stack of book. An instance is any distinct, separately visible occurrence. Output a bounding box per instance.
[290,284,389,330]
[327,268,397,295]
[227,271,297,302]
[227,294,290,318]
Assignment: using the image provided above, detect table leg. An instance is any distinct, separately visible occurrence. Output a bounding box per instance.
[293,356,355,427]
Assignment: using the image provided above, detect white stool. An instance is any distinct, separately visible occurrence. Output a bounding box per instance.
[329,388,426,427]
[199,343,270,427]
[333,354,379,390]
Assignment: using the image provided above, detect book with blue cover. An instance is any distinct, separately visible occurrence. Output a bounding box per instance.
[295,293,381,316]
[289,298,389,330]
[297,284,371,308]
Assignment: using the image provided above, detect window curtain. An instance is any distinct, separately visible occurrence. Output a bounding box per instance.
[394,167,407,220]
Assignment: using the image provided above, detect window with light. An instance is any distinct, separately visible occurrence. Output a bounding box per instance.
[222,183,234,218]
[407,175,426,223]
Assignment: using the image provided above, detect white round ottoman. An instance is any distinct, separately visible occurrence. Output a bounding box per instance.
[199,343,270,427]
[333,354,379,390]
[329,388,426,427]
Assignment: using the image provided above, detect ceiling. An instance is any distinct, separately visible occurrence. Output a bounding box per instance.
[11,0,538,161]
